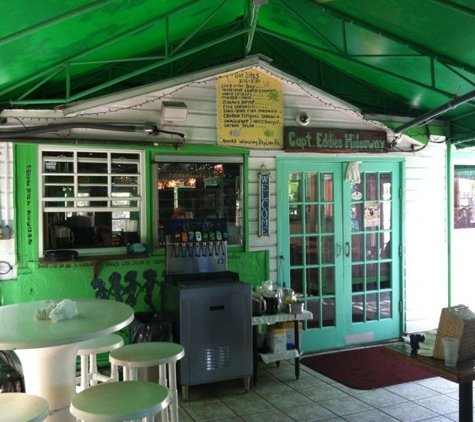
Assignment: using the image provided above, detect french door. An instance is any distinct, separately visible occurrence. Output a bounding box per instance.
[277,158,403,351]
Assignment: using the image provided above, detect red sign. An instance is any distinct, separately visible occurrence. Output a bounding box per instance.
[284,128,389,153]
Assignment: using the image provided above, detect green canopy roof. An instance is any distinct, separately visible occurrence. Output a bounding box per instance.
[2,0,475,147]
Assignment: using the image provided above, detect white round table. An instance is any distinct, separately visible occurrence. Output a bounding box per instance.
[0,299,134,422]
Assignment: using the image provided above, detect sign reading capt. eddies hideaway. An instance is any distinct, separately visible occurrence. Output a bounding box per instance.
[284,128,389,153]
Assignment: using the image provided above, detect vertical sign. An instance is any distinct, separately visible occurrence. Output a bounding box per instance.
[259,172,270,236]
[217,68,283,148]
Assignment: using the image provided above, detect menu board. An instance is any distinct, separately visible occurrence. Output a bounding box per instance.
[217,68,283,148]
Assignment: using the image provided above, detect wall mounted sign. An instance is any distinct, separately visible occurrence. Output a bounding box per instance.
[284,128,389,153]
[217,68,283,149]
[259,172,270,237]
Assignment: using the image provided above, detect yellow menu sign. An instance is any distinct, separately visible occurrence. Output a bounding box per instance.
[217,68,283,148]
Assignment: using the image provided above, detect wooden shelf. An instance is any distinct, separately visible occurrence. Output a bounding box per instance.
[39,254,149,278]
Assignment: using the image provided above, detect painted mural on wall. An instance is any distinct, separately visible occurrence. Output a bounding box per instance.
[91,268,160,310]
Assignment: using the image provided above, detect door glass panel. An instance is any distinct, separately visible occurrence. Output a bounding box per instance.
[350,171,393,323]
[306,236,319,264]
[352,294,363,322]
[322,267,335,295]
[289,170,336,329]
[306,268,319,296]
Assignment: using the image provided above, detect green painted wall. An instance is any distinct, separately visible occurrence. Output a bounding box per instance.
[1,144,269,313]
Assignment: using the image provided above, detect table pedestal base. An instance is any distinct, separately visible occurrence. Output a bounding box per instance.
[17,343,79,422]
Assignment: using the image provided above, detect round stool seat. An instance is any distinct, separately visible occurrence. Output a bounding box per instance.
[77,333,124,391]
[109,342,185,422]
[0,393,49,422]
[109,342,184,368]
[70,380,170,422]
[78,333,124,355]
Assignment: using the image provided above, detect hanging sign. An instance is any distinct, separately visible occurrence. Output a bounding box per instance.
[284,128,389,153]
[217,68,283,149]
[259,171,270,237]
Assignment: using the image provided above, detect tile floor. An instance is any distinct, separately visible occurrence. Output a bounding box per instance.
[177,358,465,421]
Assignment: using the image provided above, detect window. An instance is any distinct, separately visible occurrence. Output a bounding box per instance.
[39,147,145,256]
[454,165,475,229]
[153,156,243,248]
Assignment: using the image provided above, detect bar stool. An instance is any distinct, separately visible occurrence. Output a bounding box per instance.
[76,333,124,392]
[109,342,185,422]
[70,380,170,422]
[0,392,49,422]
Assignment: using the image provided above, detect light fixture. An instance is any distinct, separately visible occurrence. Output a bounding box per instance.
[162,101,188,122]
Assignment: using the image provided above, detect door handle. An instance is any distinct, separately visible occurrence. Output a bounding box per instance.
[345,242,350,257]
[336,243,342,257]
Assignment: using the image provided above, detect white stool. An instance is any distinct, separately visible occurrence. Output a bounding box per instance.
[70,380,170,422]
[110,342,185,422]
[76,333,124,392]
[0,392,49,422]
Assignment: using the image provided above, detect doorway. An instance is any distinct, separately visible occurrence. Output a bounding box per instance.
[277,158,403,351]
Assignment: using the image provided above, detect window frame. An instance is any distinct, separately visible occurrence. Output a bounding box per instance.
[38,146,146,257]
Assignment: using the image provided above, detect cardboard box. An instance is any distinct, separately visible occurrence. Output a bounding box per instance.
[267,325,287,354]
[282,322,302,350]
[433,304,475,362]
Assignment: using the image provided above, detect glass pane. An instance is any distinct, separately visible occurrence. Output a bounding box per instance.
[352,294,364,322]
[320,173,333,201]
[380,292,391,319]
[320,204,333,233]
[322,267,335,295]
[351,233,363,261]
[352,264,364,293]
[322,298,335,327]
[306,236,318,264]
[290,205,303,233]
[290,268,303,296]
[304,172,318,201]
[305,204,318,233]
[306,267,319,296]
[289,173,301,202]
[306,299,320,328]
[321,235,334,264]
[380,173,392,199]
[380,263,391,289]
[351,203,363,231]
[290,240,303,265]
[381,201,391,229]
[366,293,377,321]
[364,201,380,230]
[365,173,377,200]
[380,233,391,258]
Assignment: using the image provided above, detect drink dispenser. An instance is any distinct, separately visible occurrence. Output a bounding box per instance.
[165,218,228,274]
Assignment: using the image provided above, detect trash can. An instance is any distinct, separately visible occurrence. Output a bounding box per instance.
[128,311,173,382]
